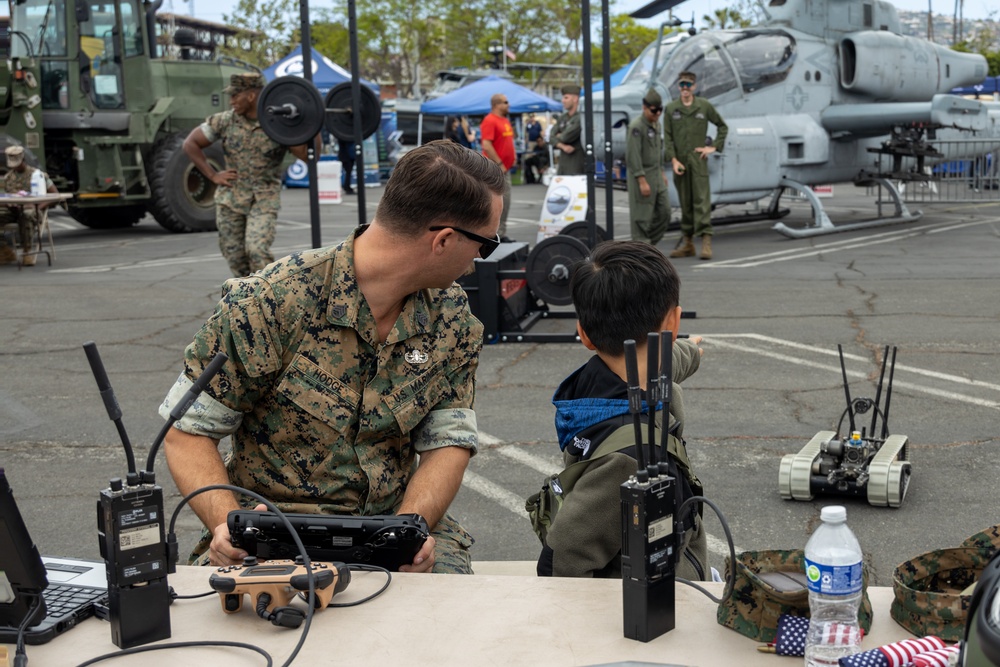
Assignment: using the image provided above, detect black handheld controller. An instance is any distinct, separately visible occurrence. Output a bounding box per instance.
[620,334,678,643]
[229,511,429,571]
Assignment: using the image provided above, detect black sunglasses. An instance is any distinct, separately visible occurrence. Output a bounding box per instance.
[429,225,501,259]
[646,104,663,114]
[678,81,694,88]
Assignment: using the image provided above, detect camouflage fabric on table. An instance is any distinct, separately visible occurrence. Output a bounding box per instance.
[717,549,874,643]
[890,545,995,641]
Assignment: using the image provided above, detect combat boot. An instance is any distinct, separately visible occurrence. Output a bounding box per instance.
[669,236,695,258]
[22,251,36,266]
[699,236,713,260]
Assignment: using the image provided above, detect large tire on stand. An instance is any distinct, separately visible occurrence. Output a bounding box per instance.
[147,131,223,233]
[68,204,146,229]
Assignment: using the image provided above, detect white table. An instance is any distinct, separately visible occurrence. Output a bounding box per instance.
[4,563,917,666]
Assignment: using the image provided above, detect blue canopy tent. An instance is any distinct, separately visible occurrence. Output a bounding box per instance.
[263,44,379,96]
[420,75,561,115]
[417,75,561,144]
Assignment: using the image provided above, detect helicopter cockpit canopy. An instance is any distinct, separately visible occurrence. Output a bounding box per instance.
[659,30,797,101]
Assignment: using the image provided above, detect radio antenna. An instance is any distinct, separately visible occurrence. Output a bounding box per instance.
[645,333,660,471]
[838,344,856,434]
[83,342,139,485]
[658,331,673,464]
[880,347,898,440]
[869,345,890,438]
[624,340,647,473]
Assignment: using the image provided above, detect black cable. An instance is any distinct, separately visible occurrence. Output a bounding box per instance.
[164,483,317,667]
[14,594,42,667]
[675,496,737,606]
[324,564,392,608]
[74,641,273,667]
[170,590,216,601]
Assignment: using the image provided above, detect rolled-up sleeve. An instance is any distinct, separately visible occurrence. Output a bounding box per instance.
[410,408,479,455]
[158,374,243,440]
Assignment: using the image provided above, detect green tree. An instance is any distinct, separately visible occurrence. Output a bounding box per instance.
[591,16,658,78]
[701,7,752,29]
[218,0,297,67]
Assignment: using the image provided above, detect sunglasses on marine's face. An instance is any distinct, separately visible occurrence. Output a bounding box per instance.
[429,226,501,259]
[646,105,663,114]
[678,81,694,88]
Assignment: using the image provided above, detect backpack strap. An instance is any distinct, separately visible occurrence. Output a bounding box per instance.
[554,429,636,493]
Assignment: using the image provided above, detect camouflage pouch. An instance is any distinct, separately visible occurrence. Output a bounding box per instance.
[716,549,874,643]
[890,544,996,641]
[960,524,1000,553]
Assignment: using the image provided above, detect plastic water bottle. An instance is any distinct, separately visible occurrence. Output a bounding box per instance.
[30,168,45,196]
[803,505,863,667]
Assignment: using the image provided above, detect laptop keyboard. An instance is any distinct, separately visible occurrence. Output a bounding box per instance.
[43,584,106,617]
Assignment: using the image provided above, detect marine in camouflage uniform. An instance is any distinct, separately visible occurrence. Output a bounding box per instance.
[552,84,584,176]
[625,90,670,246]
[1,145,56,266]
[159,140,508,574]
[663,71,728,260]
[184,73,311,278]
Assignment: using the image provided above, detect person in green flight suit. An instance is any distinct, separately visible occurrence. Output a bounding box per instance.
[625,89,670,246]
[664,71,728,261]
[552,84,584,175]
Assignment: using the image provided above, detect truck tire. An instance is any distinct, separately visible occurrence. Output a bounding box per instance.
[68,204,146,229]
[148,132,223,233]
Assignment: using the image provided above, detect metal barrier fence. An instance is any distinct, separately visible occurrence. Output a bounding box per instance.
[876,139,1000,204]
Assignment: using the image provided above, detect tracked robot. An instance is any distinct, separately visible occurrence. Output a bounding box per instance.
[779,345,911,508]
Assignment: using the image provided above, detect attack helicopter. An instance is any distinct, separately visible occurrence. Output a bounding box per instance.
[588,0,1000,237]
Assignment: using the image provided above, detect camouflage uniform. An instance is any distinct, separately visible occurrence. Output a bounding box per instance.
[552,111,584,175]
[159,228,482,573]
[201,109,289,277]
[625,114,670,245]
[2,168,55,254]
[663,97,728,238]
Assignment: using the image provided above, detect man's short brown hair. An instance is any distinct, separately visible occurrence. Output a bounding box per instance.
[376,140,509,236]
[678,71,697,84]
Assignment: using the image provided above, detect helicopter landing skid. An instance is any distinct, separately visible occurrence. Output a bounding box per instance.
[771,177,923,239]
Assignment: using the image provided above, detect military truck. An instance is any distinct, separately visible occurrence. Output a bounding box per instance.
[0,0,254,231]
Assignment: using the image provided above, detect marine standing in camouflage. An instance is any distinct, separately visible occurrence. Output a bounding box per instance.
[184,73,311,277]
[159,140,509,575]
[664,71,728,260]
[625,90,670,245]
[552,85,585,175]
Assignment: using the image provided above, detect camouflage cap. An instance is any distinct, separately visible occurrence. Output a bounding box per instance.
[5,145,24,167]
[224,73,266,94]
[643,89,662,108]
[560,84,581,96]
[890,545,995,641]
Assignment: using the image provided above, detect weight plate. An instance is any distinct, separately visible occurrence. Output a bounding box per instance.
[558,221,607,248]
[257,76,324,146]
[526,235,590,306]
[324,82,382,143]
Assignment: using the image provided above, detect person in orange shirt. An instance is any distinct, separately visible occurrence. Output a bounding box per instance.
[480,93,515,241]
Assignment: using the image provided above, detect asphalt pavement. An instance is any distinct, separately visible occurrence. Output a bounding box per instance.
[1,181,998,586]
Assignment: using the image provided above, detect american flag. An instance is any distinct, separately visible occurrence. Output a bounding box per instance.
[911,645,960,667]
[772,615,862,657]
[838,636,947,666]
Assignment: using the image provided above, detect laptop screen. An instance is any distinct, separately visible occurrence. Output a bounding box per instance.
[0,467,50,629]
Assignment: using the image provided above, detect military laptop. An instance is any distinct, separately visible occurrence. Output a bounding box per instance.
[0,468,107,645]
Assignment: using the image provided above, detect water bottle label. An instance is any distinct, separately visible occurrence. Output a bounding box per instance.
[804,558,862,595]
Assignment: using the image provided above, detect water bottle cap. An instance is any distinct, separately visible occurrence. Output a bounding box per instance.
[821,505,847,523]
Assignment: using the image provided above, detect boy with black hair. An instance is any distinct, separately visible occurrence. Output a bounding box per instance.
[535,240,707,579]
